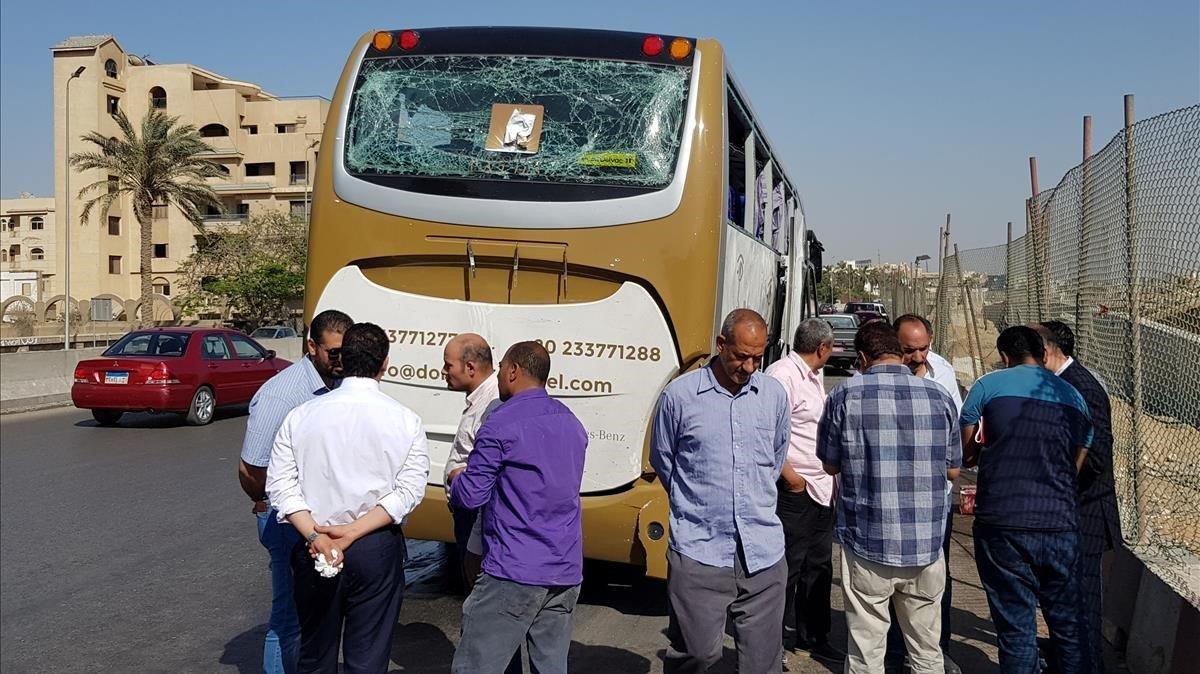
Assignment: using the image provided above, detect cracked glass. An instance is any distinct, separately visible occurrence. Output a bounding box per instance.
[344,55,691,188]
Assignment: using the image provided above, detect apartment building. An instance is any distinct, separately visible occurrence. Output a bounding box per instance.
[1,196,56,303]
[51,35,329,303]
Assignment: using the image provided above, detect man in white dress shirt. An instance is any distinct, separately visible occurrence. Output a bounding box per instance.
[890,314,964,674]
[266,322,430,673]
[442,333,501,590]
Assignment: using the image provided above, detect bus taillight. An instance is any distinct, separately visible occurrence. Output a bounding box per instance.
[642,35,664,57]
[399,30,420,51]
[669,38,691,60]
[372,32,394,51]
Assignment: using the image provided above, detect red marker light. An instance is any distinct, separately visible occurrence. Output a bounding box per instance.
[642,35,664,57]
[399,30,420,51]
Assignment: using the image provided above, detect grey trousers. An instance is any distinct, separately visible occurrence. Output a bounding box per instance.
[452,573,581,674]
[664,547,788,674]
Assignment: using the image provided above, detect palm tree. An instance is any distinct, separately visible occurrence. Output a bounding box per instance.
[70,110,223,326]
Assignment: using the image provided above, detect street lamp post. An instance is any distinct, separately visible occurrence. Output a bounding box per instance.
[64,65,85,350]
[913,254,931,314]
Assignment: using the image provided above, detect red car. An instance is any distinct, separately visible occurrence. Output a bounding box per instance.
[72,327,291,426]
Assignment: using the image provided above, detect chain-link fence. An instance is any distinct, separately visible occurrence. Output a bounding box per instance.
[932,104,1200,608]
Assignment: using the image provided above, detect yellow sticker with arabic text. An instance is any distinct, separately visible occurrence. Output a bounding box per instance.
[578,152,637,168]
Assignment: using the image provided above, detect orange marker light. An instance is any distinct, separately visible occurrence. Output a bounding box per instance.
[372,31,394,51]
[669,38,691,60]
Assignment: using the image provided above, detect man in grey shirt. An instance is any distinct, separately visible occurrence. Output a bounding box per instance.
[652,309,791,673]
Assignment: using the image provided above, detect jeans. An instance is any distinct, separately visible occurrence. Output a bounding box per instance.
[452,573,581,674]
[257,510,302,674]
[974,525,1089,673]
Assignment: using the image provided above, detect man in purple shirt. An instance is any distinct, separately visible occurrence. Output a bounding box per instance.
[449,341,588,674]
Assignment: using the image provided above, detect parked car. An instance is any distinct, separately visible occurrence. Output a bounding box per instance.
[250,326,298,340]
[844,301,889,322]
[854,310,885,325]
[71,327,291,426]
[821,313,860,370]
[818,303,839,315]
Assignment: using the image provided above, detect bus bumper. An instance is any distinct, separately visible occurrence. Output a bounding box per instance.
[404,477,671,579]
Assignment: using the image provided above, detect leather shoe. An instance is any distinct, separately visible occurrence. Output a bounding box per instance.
[803,639,846,664]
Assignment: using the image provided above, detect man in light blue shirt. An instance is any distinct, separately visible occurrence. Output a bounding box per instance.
[237,309,352,674]
[652,309,791,674]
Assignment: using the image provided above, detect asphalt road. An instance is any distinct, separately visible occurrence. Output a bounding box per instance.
[0,371,856,673]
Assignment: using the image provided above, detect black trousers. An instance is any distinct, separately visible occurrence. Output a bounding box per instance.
[887,511,953,658]
[776,488,834,647]
[291,525,407,673]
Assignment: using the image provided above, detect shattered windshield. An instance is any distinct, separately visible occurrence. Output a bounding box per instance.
[344,55,691,188]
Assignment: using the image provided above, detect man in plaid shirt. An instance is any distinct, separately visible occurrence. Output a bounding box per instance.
[817,322,961,674]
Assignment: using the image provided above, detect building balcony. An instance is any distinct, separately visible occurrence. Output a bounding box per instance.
[211,182,273,194]
[200,213,249,227]
[197,147,243,159]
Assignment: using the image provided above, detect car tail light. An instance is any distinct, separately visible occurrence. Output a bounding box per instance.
[74,366,90,384]
[146,362,180,385]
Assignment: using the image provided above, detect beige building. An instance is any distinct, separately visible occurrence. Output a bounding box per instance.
[1,196,57,304]
[51,35,329,306]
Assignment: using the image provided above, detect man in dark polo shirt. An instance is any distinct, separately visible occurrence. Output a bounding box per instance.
[960,326,1092,673]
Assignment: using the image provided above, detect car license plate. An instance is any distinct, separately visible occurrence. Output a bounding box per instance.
[104,372,129,385]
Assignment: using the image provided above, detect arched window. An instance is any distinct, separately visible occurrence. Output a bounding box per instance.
[149,86,167,110]
[199,124,228,138]
[30,216,44,230]
[1,250,7,262]
[30,248,45,261]
[153,278,171,296]
[8,245,19,261]
[104,59,118,78]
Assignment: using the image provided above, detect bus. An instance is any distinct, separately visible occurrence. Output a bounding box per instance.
[305,26,822,578]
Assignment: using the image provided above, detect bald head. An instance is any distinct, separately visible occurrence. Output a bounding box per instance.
[442,332,494,393]
[720,308,768,342]
[714,308,769,392]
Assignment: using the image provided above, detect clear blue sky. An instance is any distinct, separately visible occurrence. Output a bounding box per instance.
[2,0,1196,263]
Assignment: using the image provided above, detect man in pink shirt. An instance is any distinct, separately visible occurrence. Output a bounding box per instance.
[765,318,844,664]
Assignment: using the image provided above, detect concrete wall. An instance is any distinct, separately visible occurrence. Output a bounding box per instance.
[0,337,303,412]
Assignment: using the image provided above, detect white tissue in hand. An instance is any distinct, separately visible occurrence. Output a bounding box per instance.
[314,549,341,578]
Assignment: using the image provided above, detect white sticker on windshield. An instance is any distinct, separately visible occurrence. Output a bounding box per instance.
[485,103,544,154]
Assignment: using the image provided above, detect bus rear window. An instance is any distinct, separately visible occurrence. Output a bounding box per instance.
[344,55,690,189]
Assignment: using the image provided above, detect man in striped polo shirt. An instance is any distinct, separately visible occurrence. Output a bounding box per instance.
[961,326,1093,673]
[237,309,353,674]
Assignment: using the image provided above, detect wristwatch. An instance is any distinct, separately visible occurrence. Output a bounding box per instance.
[307,531,320,545]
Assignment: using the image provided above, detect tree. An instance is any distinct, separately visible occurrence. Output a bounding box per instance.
[175,211,308,331]
[70,110,222,326]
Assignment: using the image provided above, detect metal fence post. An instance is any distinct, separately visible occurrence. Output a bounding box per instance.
[1078,116,1094,351]
[952,247,980,380]
[956,244,985,377]
[1124,94,1147,544]
[1005,221,1013,327]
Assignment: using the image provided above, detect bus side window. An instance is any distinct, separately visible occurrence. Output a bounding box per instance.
[726,87,751,228]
